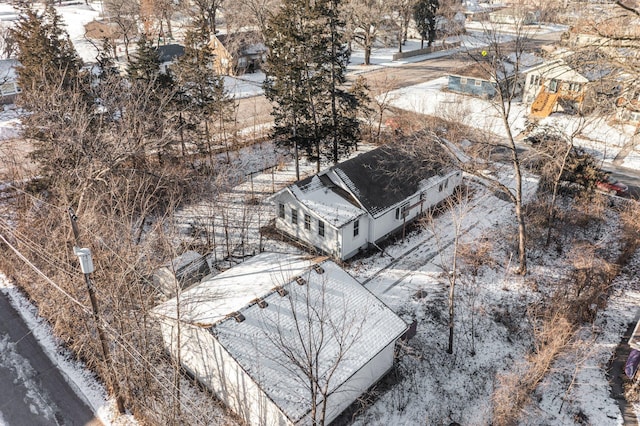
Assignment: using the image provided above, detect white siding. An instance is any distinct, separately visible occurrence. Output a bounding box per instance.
[340,215,369,260]
[370,171,462,244]
[274,171,462,261]
[273,191,340,257]
[160,321,292,426]
[323,342,396,424]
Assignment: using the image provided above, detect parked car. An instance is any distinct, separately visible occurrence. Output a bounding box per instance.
[596,176,629,196]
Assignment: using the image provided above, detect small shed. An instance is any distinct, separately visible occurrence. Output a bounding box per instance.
[152,250,210,298]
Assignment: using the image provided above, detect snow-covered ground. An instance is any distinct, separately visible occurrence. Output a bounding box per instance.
[1,2,640,425]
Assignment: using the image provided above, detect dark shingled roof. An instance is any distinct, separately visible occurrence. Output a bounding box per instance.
[156,44,185,63]
[331,145,448,217]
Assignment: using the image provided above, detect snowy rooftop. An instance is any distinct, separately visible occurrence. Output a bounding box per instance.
[525,59,589,83]
[332,145,453,217]
[290,174,366,228]
[153,252,317,325]
[211,255,408,423]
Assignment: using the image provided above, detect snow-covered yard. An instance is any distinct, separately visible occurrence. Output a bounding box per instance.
[1,2,640,425]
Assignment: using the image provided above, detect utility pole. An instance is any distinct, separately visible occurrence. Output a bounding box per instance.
[68,207,126,414]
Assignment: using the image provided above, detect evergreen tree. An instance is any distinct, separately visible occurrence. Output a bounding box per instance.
[320,0,369,164]
[11,3,83,92]
[127,33,166,84]
[173,25,235,164]
[414,0,439,48]
[264,0,366,176]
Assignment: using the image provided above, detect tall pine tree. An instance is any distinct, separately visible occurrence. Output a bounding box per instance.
[414,0,439,48]
[173,25,235,165]
[263,0,367,176]
[11,3,83,92]
[10,3,92,179]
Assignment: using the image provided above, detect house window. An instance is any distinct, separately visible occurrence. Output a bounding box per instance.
[304,214,311,230]
[278,203,285,219]
[570,83,582,92]
[548,79,558,93]
[474,79,482,87]
[291,209,298,225]
[444,179,449,189]
[395,202,409,220]
[318,220,325,237]
[460,77,468,85]
[353,219,359,237]
[530,74,541,86]
[439,182,444,192]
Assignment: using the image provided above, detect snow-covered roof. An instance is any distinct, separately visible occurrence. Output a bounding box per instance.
[290,174,366,228]
[524,59,588,83]
[153,252,314,325]
[211,255,407,423]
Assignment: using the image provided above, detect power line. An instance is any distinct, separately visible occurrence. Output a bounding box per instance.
[0,222,214,425]
[0,232,89,311]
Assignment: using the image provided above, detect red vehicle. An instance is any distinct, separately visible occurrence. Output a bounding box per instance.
[596,176,629,196]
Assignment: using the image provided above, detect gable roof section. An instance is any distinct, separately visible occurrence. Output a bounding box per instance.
[290,174,366,228]
[332,145,447,217]
[210,255,408,423]
[215,31,266,55]
[525,59,588,83]
[153,252,315,325]
[155,44,185,63]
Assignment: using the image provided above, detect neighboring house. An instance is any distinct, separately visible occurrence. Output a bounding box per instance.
[210,31,267,76]
[447,54,542,99]
[489,7,538,25]
[154,43,185,74]
[271,145,462,261]
[152,250,210,298]
[616,94,640,124]
[152,252,408,426]
[0,59,19,104]
[522,59,588,118]
[447,64,498,98]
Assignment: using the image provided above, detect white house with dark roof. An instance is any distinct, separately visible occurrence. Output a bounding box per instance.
[152,252,408,426]
[271,145,462,260]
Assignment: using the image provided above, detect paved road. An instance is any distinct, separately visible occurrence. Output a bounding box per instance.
[236,28,566,131]
[0,290,102,426]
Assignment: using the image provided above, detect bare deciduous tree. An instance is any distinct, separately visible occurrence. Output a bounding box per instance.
[262,271,368,426]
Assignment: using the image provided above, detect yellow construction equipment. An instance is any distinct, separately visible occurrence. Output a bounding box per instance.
[531,88,559,118]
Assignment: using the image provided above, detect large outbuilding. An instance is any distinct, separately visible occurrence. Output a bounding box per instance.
[153,252,408,426]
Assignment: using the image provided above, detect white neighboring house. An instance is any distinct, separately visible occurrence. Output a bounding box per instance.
[522,59,588,117]
[152,252,408,426]
[271,145,462,260]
